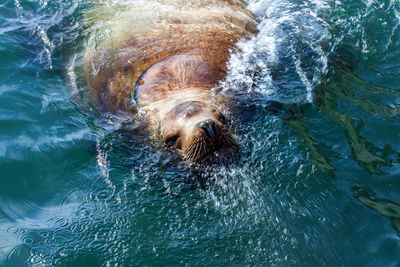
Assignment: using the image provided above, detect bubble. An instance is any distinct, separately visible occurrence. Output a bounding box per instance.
[7,226,19,234]
[22,237,34,245]
[40,231,49,238]
[54,218,69,228]
[94,189,113,201]
[45,237,57,246]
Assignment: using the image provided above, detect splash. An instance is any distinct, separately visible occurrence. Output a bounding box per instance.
[223,0,335,103]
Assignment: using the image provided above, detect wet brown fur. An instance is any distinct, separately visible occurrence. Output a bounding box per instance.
[84,0,258,161]
[85,0,258,112]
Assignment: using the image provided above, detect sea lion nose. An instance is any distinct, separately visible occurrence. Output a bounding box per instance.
[196,119,219,140]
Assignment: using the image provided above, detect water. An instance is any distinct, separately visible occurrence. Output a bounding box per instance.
[0,0,399,265]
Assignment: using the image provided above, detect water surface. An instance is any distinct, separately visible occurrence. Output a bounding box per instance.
[0,0,399,265]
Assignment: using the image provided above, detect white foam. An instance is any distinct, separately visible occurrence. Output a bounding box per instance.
[66,55,79,97]
[37,25,54,69]
[224,0,334,102]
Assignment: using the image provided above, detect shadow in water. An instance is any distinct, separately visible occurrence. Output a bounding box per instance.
[287,45,399,174]
[353,186,400,236]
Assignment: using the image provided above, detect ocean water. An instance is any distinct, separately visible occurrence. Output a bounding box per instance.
[0,0,399,265]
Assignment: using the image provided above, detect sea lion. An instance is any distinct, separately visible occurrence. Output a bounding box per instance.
[84,0,258,162]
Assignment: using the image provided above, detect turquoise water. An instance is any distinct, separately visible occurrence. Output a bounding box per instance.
[0,0,399,265]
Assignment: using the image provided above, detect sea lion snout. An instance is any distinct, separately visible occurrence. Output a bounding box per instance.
[160,102,239,163]
[195,119,220,141]
[185,119,239,163]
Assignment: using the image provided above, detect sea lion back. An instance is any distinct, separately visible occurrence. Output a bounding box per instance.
[84,0,258,112]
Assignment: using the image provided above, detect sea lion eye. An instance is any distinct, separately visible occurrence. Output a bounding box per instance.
[165,135,179,147]
[218,113,228,125]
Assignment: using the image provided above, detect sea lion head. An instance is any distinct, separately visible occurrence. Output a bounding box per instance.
[160,100,238,163]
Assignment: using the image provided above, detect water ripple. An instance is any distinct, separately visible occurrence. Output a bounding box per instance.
[1,0,400,265]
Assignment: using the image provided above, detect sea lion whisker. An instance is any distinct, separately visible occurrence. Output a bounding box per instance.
[197,141,205,157]
[223,133,238,147]
[193,142,202,160]
[187,137,203,157]
[198,140,208,160]
[186,144,197,159]
[186,143,196,156]
[192,145,202,161]
[185,149,192,159]
[187,139,201,159]
[192,140,206,161]
[226,137,235,146]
